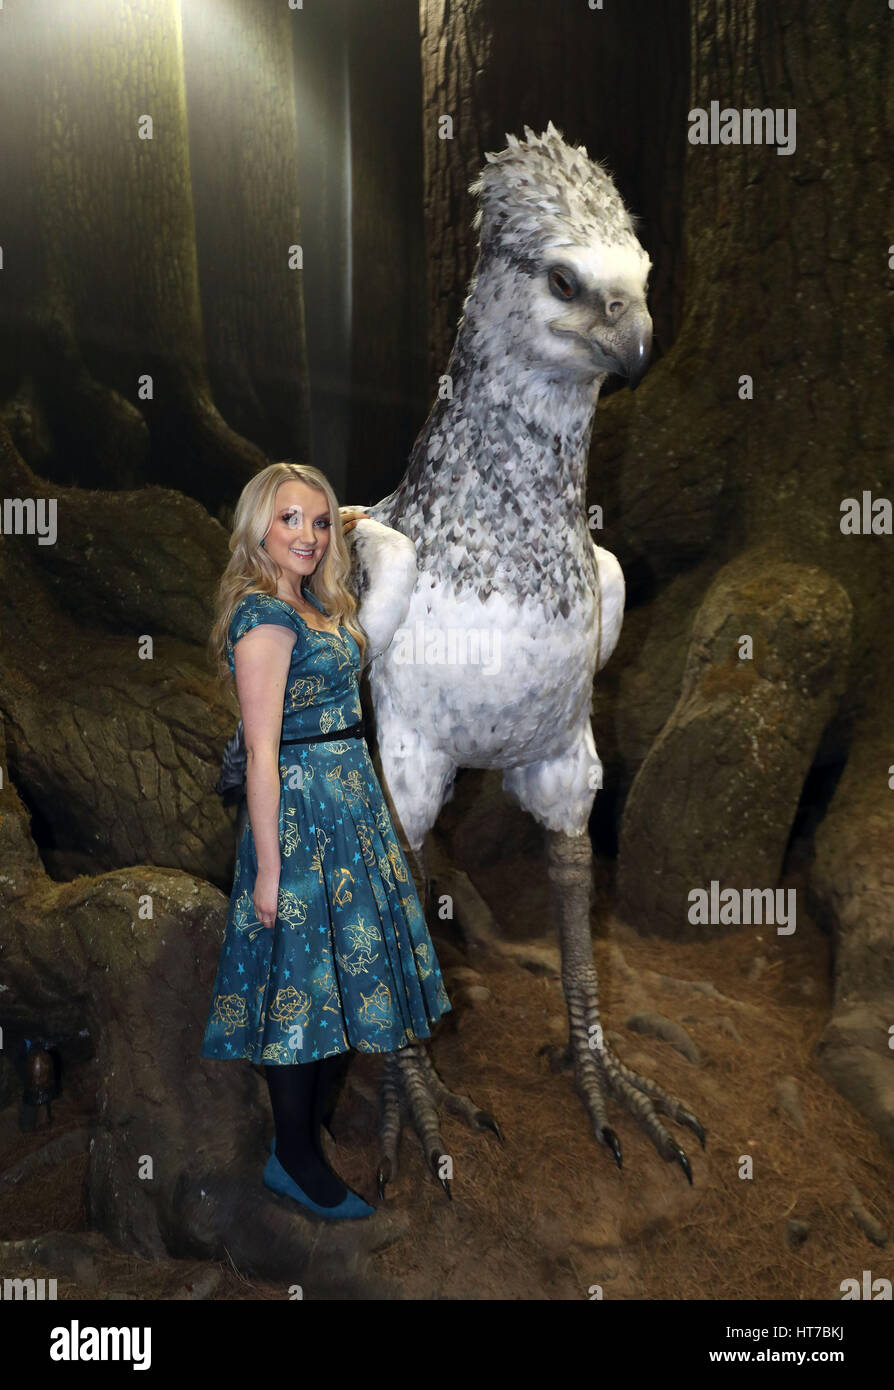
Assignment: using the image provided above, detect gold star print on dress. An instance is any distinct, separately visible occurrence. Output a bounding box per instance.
[331,866,355,907]
[289,673,325,709]
[210,993,249,1036]
[310,948,343,1019]
[324,763,366,809]
[276,887,309,931]
[335,915,382,977]
[232,889,267,942]
[280,810,302,858]
[386,838,408,883]
[358,982,394,1034]
[307,826,331,882]
[357,821,376,867]
[269,986,312,1033]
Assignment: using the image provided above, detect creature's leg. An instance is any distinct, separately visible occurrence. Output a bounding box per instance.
[368,731,502,1197]
[376,1043,502,1200]
[373,829,503,1199]
[369,733,448,927]
[546,828,704,1181]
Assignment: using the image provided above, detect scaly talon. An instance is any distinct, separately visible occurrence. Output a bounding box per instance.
[476,1110,505,1144]
[669,1141,693,1185]
[601,1126,623,1169]
[377,1044,500,1199]
[430,1151,452,1200]
[679,1109,706,1149]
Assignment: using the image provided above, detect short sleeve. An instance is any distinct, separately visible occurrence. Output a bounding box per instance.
[226,593,300,673]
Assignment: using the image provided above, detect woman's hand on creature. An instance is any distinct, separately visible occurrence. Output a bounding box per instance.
[253,867,281,930]
[339,506,372,535]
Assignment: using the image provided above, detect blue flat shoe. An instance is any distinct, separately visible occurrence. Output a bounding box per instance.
[263,1150,375,1220]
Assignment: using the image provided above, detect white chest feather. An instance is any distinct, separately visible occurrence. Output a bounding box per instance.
[368,565,621,769]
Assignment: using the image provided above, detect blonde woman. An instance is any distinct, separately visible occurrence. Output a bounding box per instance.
[201,462,452,1219]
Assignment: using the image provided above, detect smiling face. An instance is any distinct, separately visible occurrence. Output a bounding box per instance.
[264,480,332,589]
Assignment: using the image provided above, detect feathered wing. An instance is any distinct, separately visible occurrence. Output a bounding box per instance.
[348,518,418,665]
[592,543,625,673]
[214,519,418,803]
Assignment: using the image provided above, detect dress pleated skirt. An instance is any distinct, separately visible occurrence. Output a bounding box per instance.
[201,736,452,1064]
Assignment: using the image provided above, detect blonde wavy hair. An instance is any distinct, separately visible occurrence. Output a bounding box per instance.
[208,461,367,691]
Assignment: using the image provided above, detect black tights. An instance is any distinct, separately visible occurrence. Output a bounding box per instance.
[264,1055,350,1207]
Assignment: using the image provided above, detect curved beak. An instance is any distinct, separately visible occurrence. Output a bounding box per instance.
[617,308,653,391]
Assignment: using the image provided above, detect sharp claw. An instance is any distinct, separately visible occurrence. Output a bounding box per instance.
[431,1150,452,1200]
[601,1126,623,1169]
[669,1142,693,1185]
[679,1110,706,1149]
[476,1110,504,1144]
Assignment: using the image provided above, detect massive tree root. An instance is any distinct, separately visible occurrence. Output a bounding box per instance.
[809,697,894,1156]
[617,549,853,938]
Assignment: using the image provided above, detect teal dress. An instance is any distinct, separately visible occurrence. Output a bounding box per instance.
[201,584,452,1065]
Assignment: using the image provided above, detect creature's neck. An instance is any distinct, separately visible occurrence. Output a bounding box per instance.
[378,328,605,543]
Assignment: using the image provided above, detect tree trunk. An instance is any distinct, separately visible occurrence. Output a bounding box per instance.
[0,0,267,511]
[418,0,688,385]
[180,0,311,462]
[346,0,429,505]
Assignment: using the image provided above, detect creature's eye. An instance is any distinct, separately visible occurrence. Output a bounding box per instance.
[548,267,578,301]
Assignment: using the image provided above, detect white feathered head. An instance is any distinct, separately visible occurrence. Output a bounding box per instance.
[465,121,652,388]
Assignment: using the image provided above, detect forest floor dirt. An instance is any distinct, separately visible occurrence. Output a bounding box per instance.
[1,808,892,1301]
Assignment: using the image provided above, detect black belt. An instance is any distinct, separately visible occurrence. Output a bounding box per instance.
[280,719,365,746]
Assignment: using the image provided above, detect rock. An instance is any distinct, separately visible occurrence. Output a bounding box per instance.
[456,985,491,1007]
[809,703,894,1159]
[617,552,852,938]
[171,1267,223,1299]
[715,1016,744,1044]
[0,1231,106,1280]
[774,1076,806,1133]
[815,1009,894,1157]
[845,1188,888,1248]
[625,1012,701,1063]
[443,967,484,988]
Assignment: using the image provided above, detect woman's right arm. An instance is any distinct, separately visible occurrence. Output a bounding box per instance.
[233,623,296,927]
